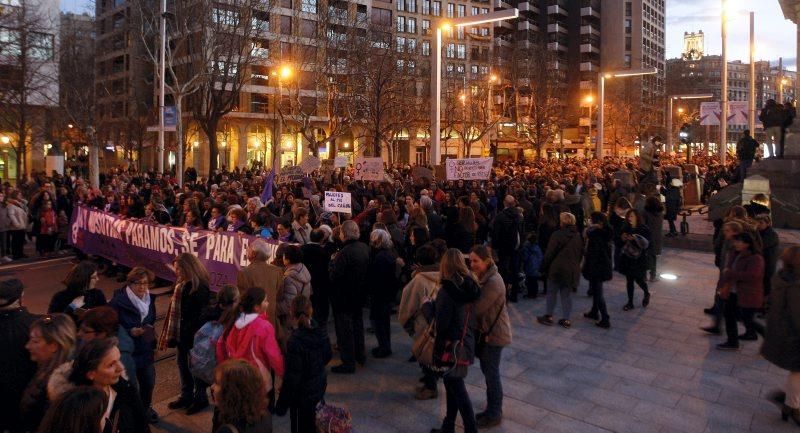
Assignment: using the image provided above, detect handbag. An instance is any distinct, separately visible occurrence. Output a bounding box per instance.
[438,309,472,379]
[315,400,352,433]
[411,319,436,366]
[475,301,505,359]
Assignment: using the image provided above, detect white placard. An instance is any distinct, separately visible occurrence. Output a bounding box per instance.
[728,101,749,126]
[45,155,64,175]
[279,165,304,184]
[445,157,493,180]
[700,102,721,126]
[334,156,349,168]
[353,157,384,181]
[324,191,352,213]
[300,155,321,173]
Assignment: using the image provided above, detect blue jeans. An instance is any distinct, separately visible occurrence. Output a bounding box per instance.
[545,280,572,319]
[177,346,207,403]
[441,376,477,433]
[478,345,504,419]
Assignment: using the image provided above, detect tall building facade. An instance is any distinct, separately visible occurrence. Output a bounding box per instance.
[0,0,60,181]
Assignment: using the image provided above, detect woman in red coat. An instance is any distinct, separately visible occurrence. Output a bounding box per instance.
[717,232,765,350]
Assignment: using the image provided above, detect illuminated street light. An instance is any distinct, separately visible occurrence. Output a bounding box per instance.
[597,67,658,158]
[1,137,9,145]
[677,107,685,114]
[430,8,518,164]
[665,93,713,156]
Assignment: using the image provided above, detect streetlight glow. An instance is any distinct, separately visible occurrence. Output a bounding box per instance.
[0,137,9,144]
[596,67,657,158]
[677,107,685,114]
[280,65,293,79]
[584,95,594,104]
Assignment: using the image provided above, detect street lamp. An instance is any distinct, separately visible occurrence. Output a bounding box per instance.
[584,95,594,156]
[271,64,293,168]
[430,8,518,164]
[596,67,658,158]
[665,93,713,156]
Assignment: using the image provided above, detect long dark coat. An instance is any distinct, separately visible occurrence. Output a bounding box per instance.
[761,271,800,371]
[582,224,613,282]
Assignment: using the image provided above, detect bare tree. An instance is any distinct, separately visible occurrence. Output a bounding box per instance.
[58,13,95,156]
[0,0,59,178]
[504,39,563,159]
[189,0,272,173]
[134,0,208,182]
[441,77,498,158]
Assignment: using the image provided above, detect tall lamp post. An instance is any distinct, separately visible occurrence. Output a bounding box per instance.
[596,67,658,158]
[583,95,594,156]
[430,9,518,165]
[665,94,713,156]
[271,65,293,169]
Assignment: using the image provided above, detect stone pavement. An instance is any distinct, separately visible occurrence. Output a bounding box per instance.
[151,248,797,433]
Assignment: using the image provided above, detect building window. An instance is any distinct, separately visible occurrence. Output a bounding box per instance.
[213,8,239,25]
[433,1,441,16]
[407,38,416,52]
[625,19,631,34]
[396,15,405,32]
[422,40,430,55]
[456,64,464,74]
[396,36,406,52]
[625,1,631,16]
[446,3,454,17]
[407,17,416,33]
[625,36,631,50]
[422,19,430,34]
[479,65,489,75]
[457,4,465,17]
[251,15,269,32]
[280,16,292,34]
[300,19,316,37]
[456,43,465,59]
[0,28,20,57]
[471,65,478,75]
[301,0,317,13]
[281,0,291,8]
[422,0,430,14]
[29,32,54,60]
[471,6,478,15]
[407,0,417,13]
[624,54,631,67]
[397,0,404,11]
[446,43,455,58]
[371,8,392,27]
[251,40,269,58]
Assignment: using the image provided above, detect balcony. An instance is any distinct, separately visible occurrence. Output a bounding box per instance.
[547,42,566,52]
[547,23,567,33]
[494,37,512,48]
[547,5,567,16]
[518,21,538,31]
[580,6,599,19]
[494,20,514,33]
[580,43,599,54]
[580,62,597,72]
[580,24,599,36]
[517,1,538,13]
[580,80,594,89]
[548,60,563,70]
[495,0,512,9]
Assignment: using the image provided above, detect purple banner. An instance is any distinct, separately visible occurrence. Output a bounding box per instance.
[69,205,281,291]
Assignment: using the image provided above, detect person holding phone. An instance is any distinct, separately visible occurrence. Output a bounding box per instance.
[48,261,106,324]
[110,267,159,423]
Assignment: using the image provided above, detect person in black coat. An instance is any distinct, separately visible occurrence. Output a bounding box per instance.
[431,248,481,433]
[165,253,212,414]
[662,179,682,237]
[48,261,107,324]
[609,198,631,270]
[619,209,652,311]
[275,296,333,433]
[0,279,38,433]
[757,215,780,300]
[367,229,399,358]
[109,267,157,421]
[328,220,370,374]
[447,207,478,254]
[491,196,523,302]
[301,229,332,330]
[582,213,613,329]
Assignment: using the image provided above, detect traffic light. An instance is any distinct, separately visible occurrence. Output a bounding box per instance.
[679,123,691,145]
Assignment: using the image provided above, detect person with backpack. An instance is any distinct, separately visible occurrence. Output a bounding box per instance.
[189,285,239,399]
[429,248,481,433]
[109,267,158,424]
[491,195,523,303]
[274,295,333,433]
[217,286,285,415]
[619,209,652,311]
[519,233,543,299]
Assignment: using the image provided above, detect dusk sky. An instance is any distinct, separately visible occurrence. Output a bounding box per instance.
[59,0,798,70]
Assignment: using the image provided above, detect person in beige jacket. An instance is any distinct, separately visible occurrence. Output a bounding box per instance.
[237,239,285,346]
[469,245,512,428]
[397,244,441,400]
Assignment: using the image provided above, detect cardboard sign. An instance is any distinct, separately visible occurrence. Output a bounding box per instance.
[279,165,304,184]
[445,157,493,180]
[354,157,384,181]
[728,101,749,126]
[334,156,349,168]
[299,155,321,173]
[320,159,335,176]
[324,191,352,213]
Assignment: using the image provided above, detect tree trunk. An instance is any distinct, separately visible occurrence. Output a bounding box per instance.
[204,117,220,173]
[175,96,185,185]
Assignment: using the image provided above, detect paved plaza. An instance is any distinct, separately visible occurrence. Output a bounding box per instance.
[141,248,798,433]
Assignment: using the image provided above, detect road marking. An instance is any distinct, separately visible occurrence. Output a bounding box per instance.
[0,257,74,271]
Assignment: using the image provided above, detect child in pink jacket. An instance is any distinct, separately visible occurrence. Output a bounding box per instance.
[217,286,285,395]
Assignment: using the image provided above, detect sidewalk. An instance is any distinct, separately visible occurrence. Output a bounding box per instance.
[151,248,796,433]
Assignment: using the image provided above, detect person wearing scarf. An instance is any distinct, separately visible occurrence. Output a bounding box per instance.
[226,208,253,235]
[109,267,159,424]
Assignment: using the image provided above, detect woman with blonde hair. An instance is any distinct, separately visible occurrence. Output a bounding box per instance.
[763,246,800,424]
[212,359,272,433]
[20,314,76,433]
[430,248,481,433]
[161,253,212,415]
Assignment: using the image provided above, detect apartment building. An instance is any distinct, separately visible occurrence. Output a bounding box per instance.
[0,0,60,181]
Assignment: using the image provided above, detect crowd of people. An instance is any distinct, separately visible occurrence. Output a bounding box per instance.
[1,146,799,433]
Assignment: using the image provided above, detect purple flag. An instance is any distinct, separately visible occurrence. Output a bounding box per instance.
[261,169,275,203]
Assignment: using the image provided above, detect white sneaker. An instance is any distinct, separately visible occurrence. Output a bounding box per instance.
[1,256,13,263]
